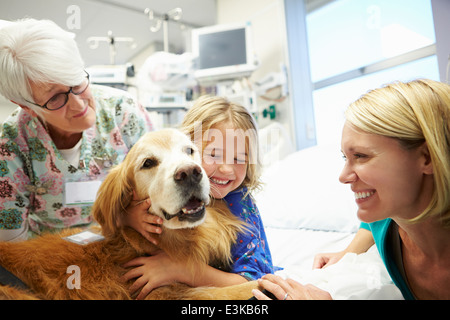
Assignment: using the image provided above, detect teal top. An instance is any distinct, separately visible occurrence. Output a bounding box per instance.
[360,219,415,300]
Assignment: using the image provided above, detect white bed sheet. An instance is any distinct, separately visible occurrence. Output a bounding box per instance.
[265,227,403,300]
[266,227,355,271]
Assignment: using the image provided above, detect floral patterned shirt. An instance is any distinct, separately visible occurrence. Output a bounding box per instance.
[0,85,153,240]
[224,187,278,280]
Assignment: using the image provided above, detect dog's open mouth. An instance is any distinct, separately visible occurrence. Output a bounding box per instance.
[162,197,206,222]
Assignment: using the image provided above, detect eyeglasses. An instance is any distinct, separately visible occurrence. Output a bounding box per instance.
[26,71,90,111]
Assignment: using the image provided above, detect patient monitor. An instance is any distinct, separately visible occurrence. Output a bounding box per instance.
[191,22,259,85]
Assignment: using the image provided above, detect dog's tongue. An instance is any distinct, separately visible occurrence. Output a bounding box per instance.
[181,198,204,214]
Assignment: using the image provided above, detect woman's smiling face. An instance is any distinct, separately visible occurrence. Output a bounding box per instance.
[29,79,96,135]
[339,122,434,223]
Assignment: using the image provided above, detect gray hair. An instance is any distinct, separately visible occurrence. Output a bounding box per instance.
[0,18,85,109]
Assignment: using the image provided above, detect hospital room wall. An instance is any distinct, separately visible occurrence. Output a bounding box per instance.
[0,93,17,123]
[431,0,450,82]
[216,0,298,150]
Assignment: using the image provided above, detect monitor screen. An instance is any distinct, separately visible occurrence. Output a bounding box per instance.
[192,23,257,83]
[198,28,247,69]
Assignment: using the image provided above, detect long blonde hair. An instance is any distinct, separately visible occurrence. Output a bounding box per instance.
[180,95,262,195]
[345,79,450,227]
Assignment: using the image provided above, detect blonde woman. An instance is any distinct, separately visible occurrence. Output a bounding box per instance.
[255,79,450,300]
[122,96,277,299]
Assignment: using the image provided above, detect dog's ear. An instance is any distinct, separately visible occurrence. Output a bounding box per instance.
[92,162,135,237]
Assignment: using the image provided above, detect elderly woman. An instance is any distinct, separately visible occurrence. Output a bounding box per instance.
[0,19,157,242]
[254,79,450,300]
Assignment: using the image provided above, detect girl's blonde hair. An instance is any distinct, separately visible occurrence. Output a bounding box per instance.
[345,79,450,228]
[180,95,262,194]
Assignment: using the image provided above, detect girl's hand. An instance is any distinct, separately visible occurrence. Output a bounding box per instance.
[252,274,332,300]
[122,192,163,245]
[121,251,185,300]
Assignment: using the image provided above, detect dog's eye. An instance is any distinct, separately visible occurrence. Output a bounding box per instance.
[142,158,158,169]
[184,146,195,156]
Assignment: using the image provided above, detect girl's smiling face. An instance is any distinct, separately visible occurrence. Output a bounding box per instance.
[339,122,434,223]
[200,123,248,199]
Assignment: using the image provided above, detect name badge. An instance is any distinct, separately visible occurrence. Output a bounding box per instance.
[64,230,105,245]
[64,180,102,207]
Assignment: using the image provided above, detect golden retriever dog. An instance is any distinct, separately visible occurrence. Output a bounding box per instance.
[0,128,259,299]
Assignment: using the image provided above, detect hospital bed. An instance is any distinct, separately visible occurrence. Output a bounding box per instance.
[254,124,404,299]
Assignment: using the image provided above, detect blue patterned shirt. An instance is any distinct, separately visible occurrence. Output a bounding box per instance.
[224,187,278,280]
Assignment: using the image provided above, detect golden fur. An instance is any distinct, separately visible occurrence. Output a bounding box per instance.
[0,129,259,299]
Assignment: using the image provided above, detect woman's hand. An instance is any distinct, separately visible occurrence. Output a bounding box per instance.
[121,250,186,300]
[122,192,163,245]
[252,274,332,300]
[312,251,346,269]
[313,229,375,269]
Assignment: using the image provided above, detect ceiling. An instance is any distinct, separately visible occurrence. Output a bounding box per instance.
[0,0,217,66]
[0,0,331,67]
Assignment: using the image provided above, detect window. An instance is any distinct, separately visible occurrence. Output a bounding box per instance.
[304,0,439,146]
[313,55,439,145]
[307,0,436,83]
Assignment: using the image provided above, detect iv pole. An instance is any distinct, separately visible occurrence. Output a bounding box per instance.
[144,7,182,52]
[87,31,136,65]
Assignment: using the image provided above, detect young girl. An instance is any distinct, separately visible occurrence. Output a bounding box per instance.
[122,96,276,299]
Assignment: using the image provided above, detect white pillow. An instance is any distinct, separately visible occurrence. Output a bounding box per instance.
[254,144,360,233]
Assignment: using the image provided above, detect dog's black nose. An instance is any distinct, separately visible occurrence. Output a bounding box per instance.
[174,164,203,185]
